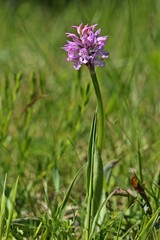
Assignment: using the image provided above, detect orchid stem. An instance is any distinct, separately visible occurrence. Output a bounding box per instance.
[89,68,104,154]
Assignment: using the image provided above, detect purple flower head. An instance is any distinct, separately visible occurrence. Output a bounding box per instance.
[63,23,109,70]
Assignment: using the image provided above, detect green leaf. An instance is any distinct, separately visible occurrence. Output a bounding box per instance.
[0,174,7,237]
[5,177,19,239]
[58,163,86,220]
[136,206,160,240]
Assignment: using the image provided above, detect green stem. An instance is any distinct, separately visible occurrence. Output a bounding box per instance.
[89,68,104,153]
[84,67,104,240]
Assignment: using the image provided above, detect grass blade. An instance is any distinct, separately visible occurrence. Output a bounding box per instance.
[0,174,7,237]
[58,163,86,220]
[5,177,19,239]
[136,206,160,240]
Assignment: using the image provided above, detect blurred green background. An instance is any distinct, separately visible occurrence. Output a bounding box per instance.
[0,0,160,215]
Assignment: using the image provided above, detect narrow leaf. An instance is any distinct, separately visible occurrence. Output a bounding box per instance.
[136,206,160,240]
[58,164,86,219]
[0,174,7,237]
[5,177,19,239]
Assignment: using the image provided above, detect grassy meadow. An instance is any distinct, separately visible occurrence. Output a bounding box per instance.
[0,0,160,239]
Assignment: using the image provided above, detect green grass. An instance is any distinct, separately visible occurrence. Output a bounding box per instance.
[0,0,160,239]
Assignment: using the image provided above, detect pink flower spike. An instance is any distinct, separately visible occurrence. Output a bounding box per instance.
[63,23,109,70]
